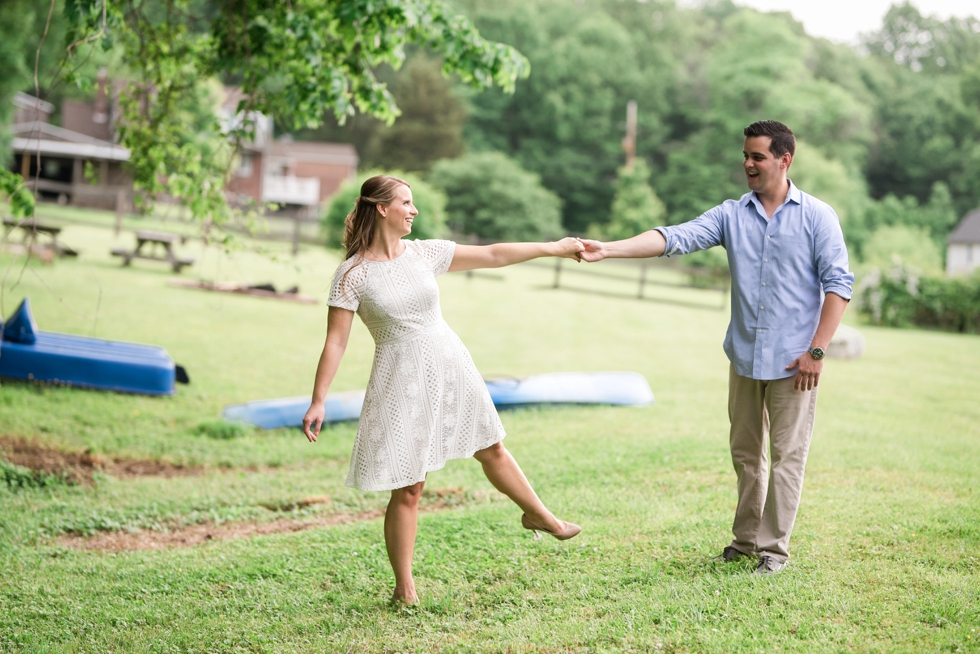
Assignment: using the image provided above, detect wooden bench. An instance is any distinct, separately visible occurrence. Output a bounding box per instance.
[3,217,78,258]
[111,230,196,273]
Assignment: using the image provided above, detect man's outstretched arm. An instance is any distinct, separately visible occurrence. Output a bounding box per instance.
[578,230,667,262]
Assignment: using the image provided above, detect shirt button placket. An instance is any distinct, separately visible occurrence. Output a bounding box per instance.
[761,231,771,320]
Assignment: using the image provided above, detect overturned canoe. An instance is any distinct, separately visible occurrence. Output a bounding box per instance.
[222,390,367,430]
[0,297,182,395]
[485,371,654,407]
[222,371,654,430]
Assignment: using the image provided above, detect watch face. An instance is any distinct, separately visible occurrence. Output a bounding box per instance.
[810,347,825,360]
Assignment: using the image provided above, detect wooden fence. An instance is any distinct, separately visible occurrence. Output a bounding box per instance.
[526,258,729,310]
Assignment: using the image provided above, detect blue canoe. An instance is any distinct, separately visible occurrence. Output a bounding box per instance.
[222,371,654,430]
[0,297,181,395]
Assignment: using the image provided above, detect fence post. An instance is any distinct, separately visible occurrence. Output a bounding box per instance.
[637,264,647,299]
[553,257,562,289]
[291,212,302,256]
[114,189,125,236]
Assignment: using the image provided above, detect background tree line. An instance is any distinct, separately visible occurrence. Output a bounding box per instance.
[3,0,980,277]
[311,0,980,276]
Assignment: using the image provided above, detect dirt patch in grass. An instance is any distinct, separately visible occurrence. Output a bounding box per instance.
[55,488,473,552]
[0,436,203,484]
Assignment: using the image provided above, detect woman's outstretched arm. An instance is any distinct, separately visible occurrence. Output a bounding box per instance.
[448,237,584,273]
[303,306,355,442]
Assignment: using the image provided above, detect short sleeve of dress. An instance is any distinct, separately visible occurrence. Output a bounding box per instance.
[327,258,366,311]
[410,239,456,276]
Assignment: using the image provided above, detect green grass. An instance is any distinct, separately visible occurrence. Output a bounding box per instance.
[1,208,979,652]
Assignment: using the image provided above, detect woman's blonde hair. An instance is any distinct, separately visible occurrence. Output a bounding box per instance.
[343,175,410,260]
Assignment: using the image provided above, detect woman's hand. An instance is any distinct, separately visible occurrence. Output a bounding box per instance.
[575,238,607,262]
[303,403,325,442]
[553,237,586,259]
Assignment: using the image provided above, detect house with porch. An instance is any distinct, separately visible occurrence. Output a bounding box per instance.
[7,79,357,216]
[947,209,980,276]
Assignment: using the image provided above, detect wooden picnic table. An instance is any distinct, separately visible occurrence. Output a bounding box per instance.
[111,230,196,273]
[3,217,77,257]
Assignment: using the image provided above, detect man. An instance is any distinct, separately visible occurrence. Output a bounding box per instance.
[578,120,854,574]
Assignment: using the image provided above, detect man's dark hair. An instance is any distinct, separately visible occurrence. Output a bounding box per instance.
[743,120,796,158]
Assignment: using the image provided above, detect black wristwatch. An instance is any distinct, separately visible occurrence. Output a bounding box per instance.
[808,346,825,361]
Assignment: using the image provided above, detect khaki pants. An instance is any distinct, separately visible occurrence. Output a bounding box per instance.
[728,365,818,562]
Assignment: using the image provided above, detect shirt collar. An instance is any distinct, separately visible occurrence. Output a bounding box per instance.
[742,179,802,209]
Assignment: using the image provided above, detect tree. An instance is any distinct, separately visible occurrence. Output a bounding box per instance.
[455,0,667,232]
[859,3,980,216]
[862,224,943,275]
[863,2,980,74]
[603,160,665,241]
[296,53,468,173]
[53,0,529,226]
[429,151,562,242]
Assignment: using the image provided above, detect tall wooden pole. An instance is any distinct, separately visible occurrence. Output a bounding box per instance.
[622,100,637,170]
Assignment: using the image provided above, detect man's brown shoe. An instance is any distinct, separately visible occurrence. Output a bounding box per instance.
[712,546,750,562]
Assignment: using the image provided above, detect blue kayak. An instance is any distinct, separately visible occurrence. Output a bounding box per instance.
[222,390,367,430]
[222,371,654,430]
[0,297,181,395]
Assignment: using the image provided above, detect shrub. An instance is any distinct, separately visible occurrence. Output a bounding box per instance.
[1,459,65,490]
[322,171,447,249]
[862,225,943,275]
[857,263,980,333]
[429,152,563,242]
[680,247,731,288]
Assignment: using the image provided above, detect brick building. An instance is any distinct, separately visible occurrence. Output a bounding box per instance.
[8,78,357,215]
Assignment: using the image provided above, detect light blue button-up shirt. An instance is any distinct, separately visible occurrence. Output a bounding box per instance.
[656,181,854,381]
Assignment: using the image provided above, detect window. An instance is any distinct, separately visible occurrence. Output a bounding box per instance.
[237,154,253,178]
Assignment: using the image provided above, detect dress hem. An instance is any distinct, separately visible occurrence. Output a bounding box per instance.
[344,432,506,492]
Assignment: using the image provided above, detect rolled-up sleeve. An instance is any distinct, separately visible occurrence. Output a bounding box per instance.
[655,204,727,257]
[812,207,854,300]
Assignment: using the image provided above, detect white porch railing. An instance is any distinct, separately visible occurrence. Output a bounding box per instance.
[262,175,320,206]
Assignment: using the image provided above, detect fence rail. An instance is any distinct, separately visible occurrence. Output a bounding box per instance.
[523,258,729,309]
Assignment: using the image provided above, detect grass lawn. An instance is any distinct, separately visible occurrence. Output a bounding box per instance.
[1,208,978,653]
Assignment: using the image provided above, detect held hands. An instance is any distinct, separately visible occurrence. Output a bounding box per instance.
[574,238,607,263]
[553,237,586,258]
[303,403,325,442]
[786,353,823,391]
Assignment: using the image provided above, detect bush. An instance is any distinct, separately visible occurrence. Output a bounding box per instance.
[862,225,943,275]
[322,171,448,249]
[680,247,730,287]
[848,183,959,260]
[1,459,65,490]
[857,264,980,333]
[429,152,563,242]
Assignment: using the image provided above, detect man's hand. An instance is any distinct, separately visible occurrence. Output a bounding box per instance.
[303,403,325,442]
[786,352,823,391]
[576,238,607,263]
[553,237,586,259]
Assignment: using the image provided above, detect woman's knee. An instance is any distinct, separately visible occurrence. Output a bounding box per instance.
[391,482,424,505]
[473,440,505,463]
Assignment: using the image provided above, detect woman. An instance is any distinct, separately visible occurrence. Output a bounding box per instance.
[302,174,583,605]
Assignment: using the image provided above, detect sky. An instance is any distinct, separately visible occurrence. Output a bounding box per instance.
[695,0,979,44]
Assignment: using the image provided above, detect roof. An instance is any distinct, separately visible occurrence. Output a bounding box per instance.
[948,209,980,244]
[270,140,358,166]
[11,121,113,145]
[12,122,129,161]
[14,91,54,115]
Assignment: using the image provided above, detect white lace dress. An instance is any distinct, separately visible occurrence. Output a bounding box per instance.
[327,239,506,491]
